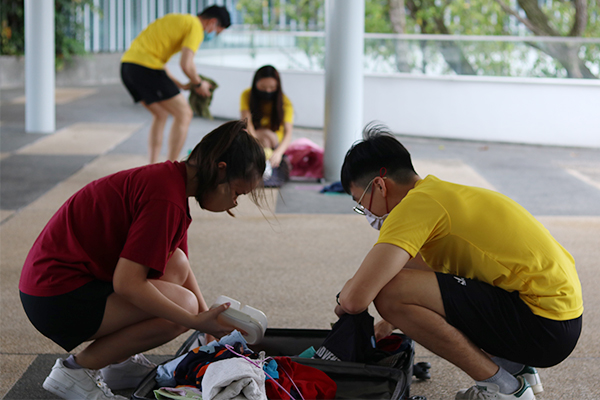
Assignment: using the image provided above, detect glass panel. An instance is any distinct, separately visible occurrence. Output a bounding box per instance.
[196,31,600,79]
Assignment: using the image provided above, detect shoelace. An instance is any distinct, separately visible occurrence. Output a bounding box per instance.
[89,370,118,397]
[95,379,117,397]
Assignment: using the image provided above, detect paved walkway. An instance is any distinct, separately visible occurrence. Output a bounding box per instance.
[1,84,599,399]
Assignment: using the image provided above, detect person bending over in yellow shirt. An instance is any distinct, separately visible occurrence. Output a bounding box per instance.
[336,124,583,400]
[240,65,294,168]
[121,6,231,164]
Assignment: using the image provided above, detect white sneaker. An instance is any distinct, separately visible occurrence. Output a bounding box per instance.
[43,358,127,400]
[99,353,156,390]
[455,376,536,400]
[515,366,543,395]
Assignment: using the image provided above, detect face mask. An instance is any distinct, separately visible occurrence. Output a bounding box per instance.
[204,30,216,42]
[364,208,389,230]
[256,90,276,101]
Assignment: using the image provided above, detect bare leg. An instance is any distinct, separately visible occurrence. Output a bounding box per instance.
[159,94,193,161]
[254,128,279,149]
[74,254,200,369]
[374,269,499,381]
[142,101,169,164]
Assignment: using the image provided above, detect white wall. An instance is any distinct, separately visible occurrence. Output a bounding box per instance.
[195,64,326,128]
[173,60,600,148]
[365,74,600,148]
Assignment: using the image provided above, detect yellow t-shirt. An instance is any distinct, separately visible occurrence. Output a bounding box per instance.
[240,88,294,143]
[376,175,583,321]
[121,14,204,70]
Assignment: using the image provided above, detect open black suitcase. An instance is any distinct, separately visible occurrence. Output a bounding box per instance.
[132,328,430,400]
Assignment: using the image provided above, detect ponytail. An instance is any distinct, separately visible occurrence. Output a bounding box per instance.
[186,120,266,207]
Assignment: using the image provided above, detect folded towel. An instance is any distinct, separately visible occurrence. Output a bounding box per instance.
[202,358,266,400]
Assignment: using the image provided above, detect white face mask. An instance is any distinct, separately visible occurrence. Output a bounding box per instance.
[364,207,389,230]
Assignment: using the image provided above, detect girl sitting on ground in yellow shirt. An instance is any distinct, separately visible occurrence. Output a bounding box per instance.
[240,65,294,168]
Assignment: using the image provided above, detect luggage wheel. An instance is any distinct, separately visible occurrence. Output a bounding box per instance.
[413,362,432,380]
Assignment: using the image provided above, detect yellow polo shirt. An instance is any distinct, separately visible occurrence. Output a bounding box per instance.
[240,88,294,143]
[121,14,204,70]
[377,175,583,321]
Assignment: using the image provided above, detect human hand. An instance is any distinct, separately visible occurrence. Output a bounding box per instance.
[269,151,283,168]
[179,82,192,90]
[374,320,395,341]
[193,303,236,338]
[194,81,212,97]
[334,304,346,318]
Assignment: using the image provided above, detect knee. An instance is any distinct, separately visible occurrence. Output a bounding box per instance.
[178,288,199,315]
[151,108,170,123]
[175,105,193,125]
[163,250,190,285]
[373,292,400,322]
[373,269,417,319]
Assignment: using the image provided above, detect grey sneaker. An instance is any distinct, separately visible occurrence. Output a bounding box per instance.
[455,376,536,400]
[514,366,543,395]
[43,358,127,400]
[99,353,156,390]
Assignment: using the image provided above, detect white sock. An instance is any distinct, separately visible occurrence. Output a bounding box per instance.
[480,367,520,394]
[64,355,83,370]
[491,356,526,375]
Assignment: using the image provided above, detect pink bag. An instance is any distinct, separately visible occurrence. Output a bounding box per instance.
[284,138,324,179]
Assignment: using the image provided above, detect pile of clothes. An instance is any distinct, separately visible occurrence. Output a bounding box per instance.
[153,312,410,400]
[154,330,336,400]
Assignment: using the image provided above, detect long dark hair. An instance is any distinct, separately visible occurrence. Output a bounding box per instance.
[249,65,284,132]
[185,120,266,208]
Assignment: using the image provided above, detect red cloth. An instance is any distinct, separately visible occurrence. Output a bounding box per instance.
[377,335,404,353]
[19,161,191,296]
[284,138,323,179]
[265,357,336,400]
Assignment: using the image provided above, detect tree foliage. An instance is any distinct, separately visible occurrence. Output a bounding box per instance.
[235,0,599,78]
[0,0,98,70]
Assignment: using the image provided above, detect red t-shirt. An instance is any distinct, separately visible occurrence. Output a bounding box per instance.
[19,161,192,297]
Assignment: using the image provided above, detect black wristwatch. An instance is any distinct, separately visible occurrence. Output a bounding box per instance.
[194,81,203,88]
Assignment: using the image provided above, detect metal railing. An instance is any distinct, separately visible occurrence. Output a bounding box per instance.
[80,0,238,53]
[198,30,600,79]
[76,1,600,79]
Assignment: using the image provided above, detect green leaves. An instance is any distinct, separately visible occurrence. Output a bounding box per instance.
[0,0,96,69]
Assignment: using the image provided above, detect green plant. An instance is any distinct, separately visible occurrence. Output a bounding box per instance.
[0,0,99,70]
[1,0,25,55]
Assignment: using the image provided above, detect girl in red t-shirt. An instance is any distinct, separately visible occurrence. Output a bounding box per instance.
[20,120,266,400]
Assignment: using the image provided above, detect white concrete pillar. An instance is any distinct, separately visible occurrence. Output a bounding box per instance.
[323,0,364,182]
[25,0,55,133]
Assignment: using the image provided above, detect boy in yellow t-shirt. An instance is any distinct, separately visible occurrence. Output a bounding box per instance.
[240,65,294,168]
[121,6,231,164]
[335,124,582,400]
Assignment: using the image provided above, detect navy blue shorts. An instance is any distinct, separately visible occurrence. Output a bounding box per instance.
[436,273,582,367]
[20,280,114,352]
[121,62,180,105]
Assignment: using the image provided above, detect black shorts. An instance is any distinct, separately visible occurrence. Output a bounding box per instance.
[20,280,114,352]
[437,272,582,368]
[120,62,180,105]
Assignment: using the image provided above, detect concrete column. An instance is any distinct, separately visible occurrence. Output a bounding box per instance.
[25,0,55,134]
[323,0,364,182]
